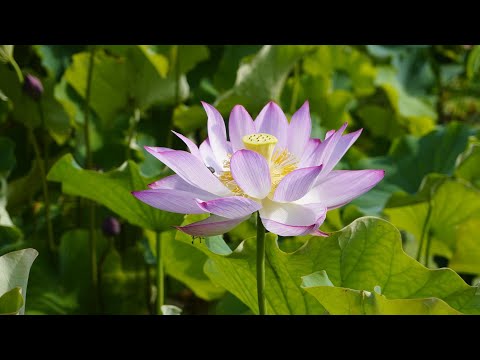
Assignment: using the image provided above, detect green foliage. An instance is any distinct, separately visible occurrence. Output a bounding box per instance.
[467,45,480,80]
[215,45,313,115]
[1,45,479,314]
[456,140,480,188]
[178,217,479,314]
[0,65,71,144]
[47,153,183,232]
[0,287,24,315]
[147,229,225,301]
[0,248,38,314]
[0,137,22,251]
[302,272,460,315]
[385,176,480,274]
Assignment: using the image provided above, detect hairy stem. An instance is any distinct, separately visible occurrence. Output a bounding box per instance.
[289,62,300,114]
[256,212,266,315]
[10,58,24,83]
[156,231,164,315]
[84,45,98,312]
[125,108,140,161]
[28,127,55,253]
[416,201,433,264]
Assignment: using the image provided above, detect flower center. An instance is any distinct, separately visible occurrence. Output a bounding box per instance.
[218,133,298,198]
[269,148,298,193]
[242,133,278,163]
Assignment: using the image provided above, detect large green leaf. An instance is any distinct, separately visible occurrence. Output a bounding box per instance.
[303,45,377,96]
[153,45,209,75]
[357,105,404,141]
[302,271,460,315]
[0,65,71,144]
[177,216,479,314]
[359,122,472,194]
[59,229,149,314]
[146,229,225,301]
[466,45,480,80]
[47,153,183,232]
[455,141,480,188]
[316,216,480,314]
[213,45,262,92]
[385,177,480,274]
[0,136,15,177]
[177,228,324,315]
[0,287,24,315]
[375,66,436,135]
[0,45,14,63]
[63,46,188,128]
[0,137,22,248]
[0,248,38,314]
[172,104,207,134]
[215,45,313,115]
[34,45,85,80]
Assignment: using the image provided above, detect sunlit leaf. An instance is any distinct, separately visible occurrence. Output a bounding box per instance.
[0,248,38,314]
[302,271,460,315]
[177,217,480,314]
[385,177,480,275]
[0,287,24,315]
[47,153,183,232]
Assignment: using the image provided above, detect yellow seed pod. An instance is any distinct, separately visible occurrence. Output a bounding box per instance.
[242,133,278,162]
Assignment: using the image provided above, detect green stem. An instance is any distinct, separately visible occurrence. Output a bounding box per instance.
[156,231,164,315]
[89,202,98,312]
[416,201,433,264]
[424,227,433,268]
[256,212,266,315]
[173,45,180,105]
[429,47,445,124]
[36,101,54,252]
[125,108,140,161]
[10,58,24,83]
[28,127,55,253]
[166,45,181,150]
[289,62,300,114]
[84,46,95,169]
[83,46,98,312]
[97,236,114,312]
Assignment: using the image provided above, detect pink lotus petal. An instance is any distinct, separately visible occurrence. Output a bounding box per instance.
[298,138,322,168]
[230,149,271,199]
[171,131,202,160]
[260,218,328,237]
[199,138,223,174]
[196,196,261,219]
[310,229,329,237]
[259,200,327,236]
[176,214,250,237]
[287,101,311,159]
[148,174,218,200]
[259,200,326,226]
[202,102,228,165]
[144,147,230,196]
[325,130,336,139]
[229,105,256,152]
[299,123,348,169]
[254,101,288,150]
[226,141,233,154]
[298,169,385,209]
[144,146,175,153]
[317,122,348,166]
[319,128,362,179]
[273,165,323,202]
[132,189,207,214]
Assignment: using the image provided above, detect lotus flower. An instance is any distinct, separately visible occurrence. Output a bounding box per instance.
[133,101,384,237]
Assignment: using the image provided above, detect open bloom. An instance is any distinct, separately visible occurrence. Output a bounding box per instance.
[133,101,384,237]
